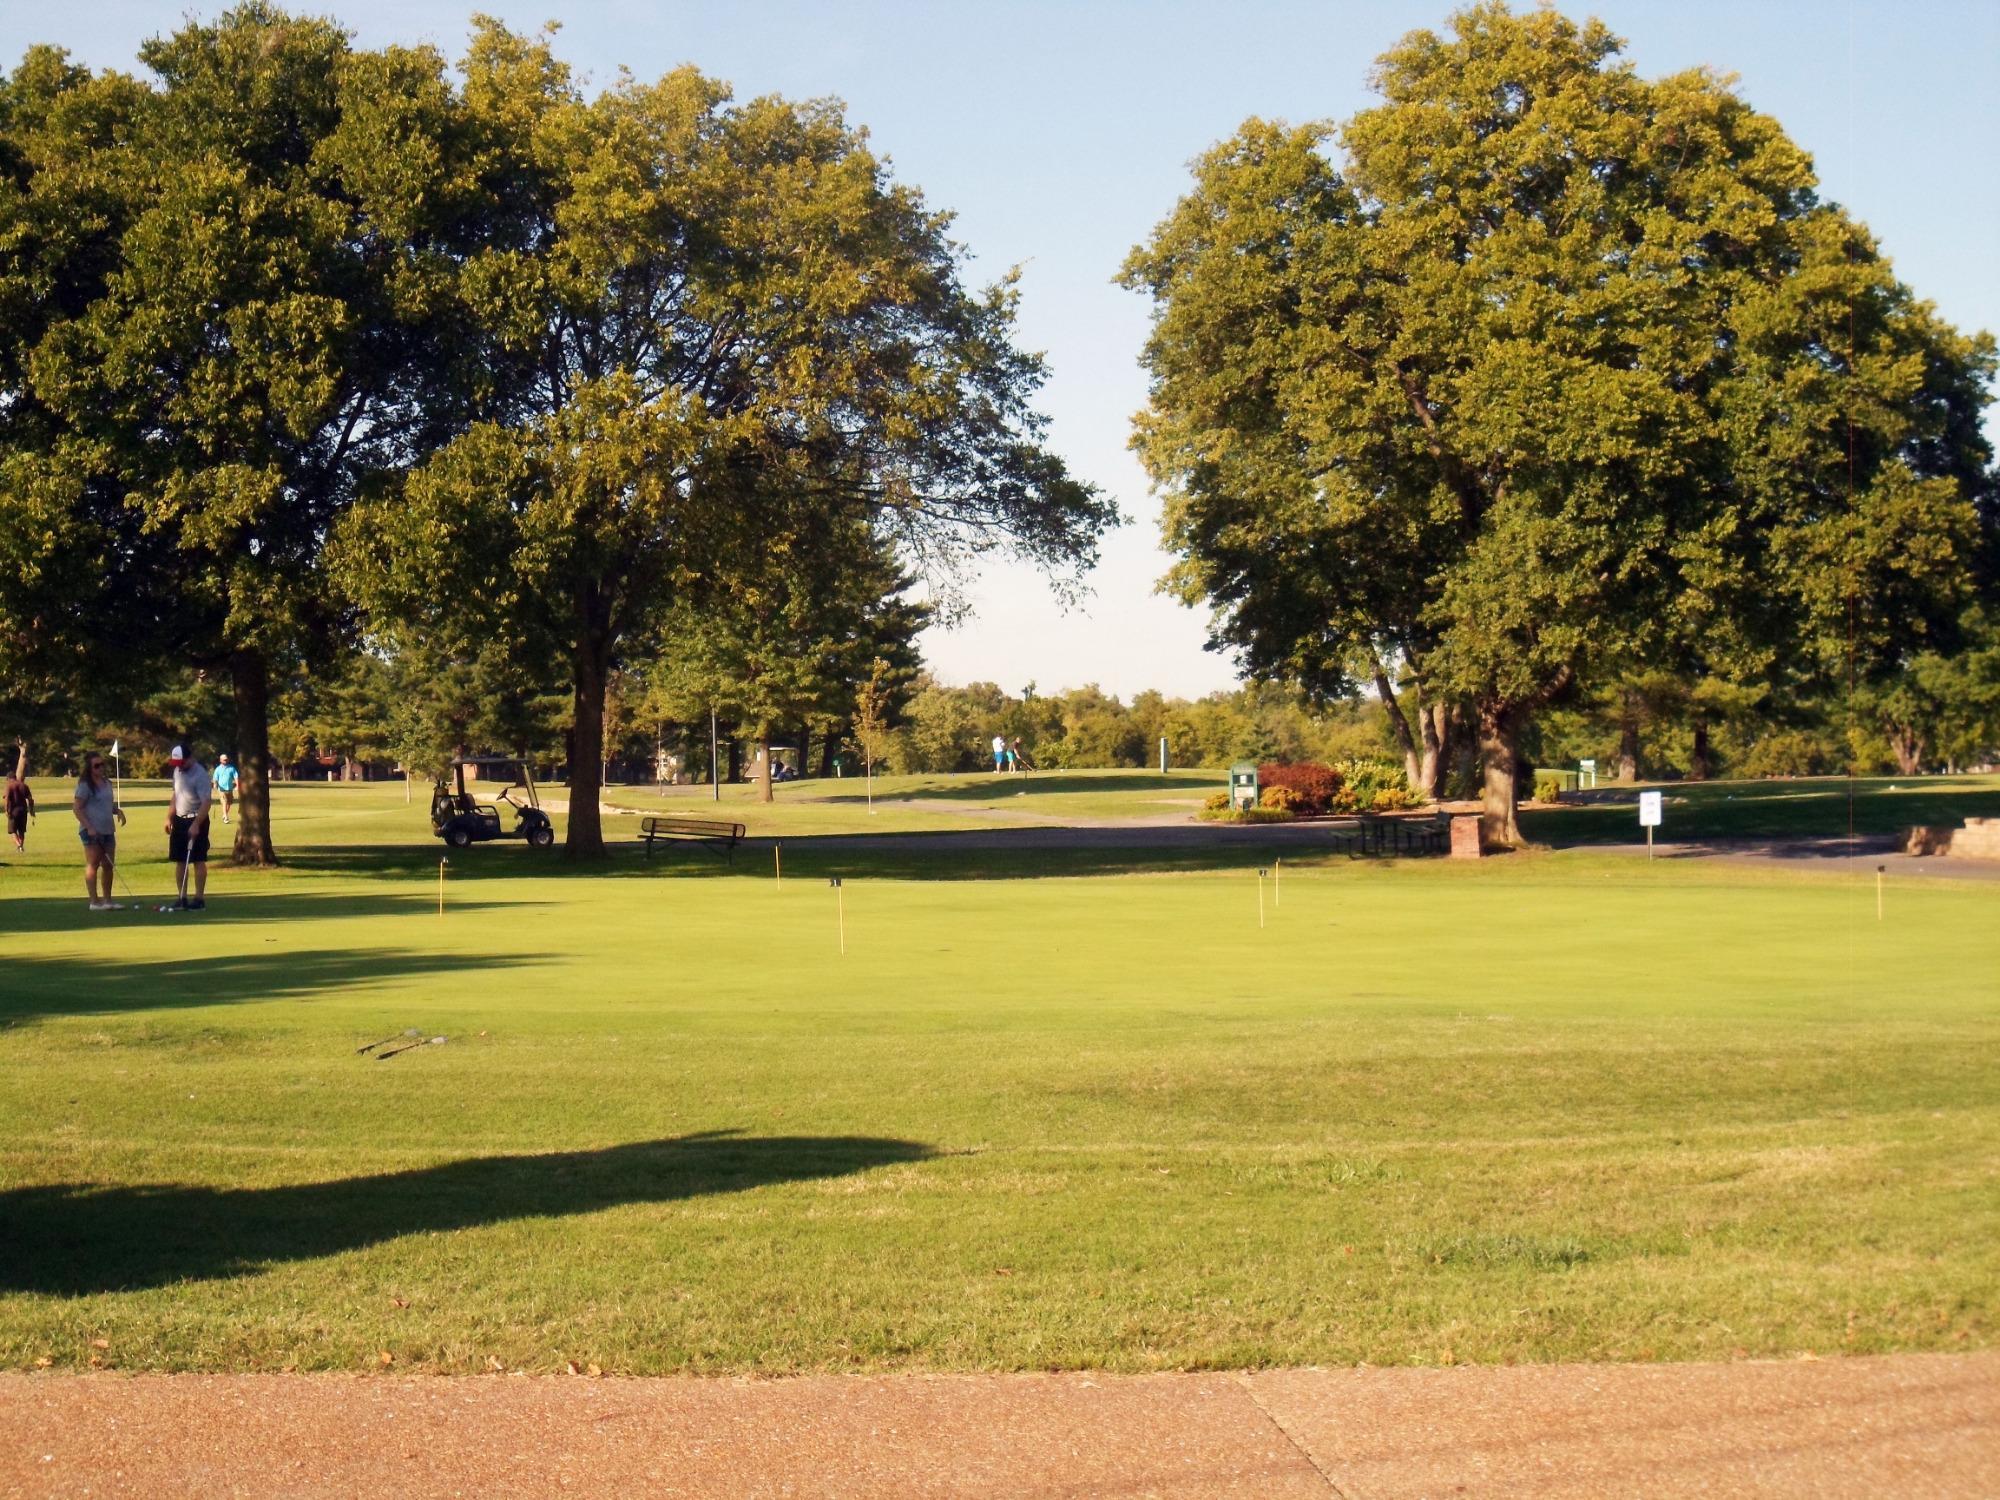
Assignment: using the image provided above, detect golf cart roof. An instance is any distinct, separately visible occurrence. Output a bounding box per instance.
[453,756,528,768]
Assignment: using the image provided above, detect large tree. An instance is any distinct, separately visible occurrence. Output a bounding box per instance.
[1,6,481,863]
[1122,2,1992,844]
[339,23,1109,856]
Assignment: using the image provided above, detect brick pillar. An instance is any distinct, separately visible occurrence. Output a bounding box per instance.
[1449,816,1483,859]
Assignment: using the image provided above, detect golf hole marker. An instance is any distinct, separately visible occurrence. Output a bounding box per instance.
[775,842,782,888]
[830,876,845,954]
[1257,868,1268,929]
[1876,863,1885,922]
[439,857,448,917]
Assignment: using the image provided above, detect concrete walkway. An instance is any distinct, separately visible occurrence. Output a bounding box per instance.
[5,1353,1995,1498]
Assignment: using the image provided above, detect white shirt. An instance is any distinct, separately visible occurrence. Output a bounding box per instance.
[173,762,214,817]
[993,736,1006,753]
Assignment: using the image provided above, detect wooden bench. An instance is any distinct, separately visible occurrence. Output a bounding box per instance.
[638,815,746,861]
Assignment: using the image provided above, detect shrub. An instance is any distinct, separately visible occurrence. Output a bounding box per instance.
[1202,790,1231,812]
[1334,756,1420,808]
[1256,761,1341,815]
[1196,804,1294,824]
[1533,775,1564,803]
[1739,729,1833,779]
[1371,785,1420,812]
[1260,784,1302,813]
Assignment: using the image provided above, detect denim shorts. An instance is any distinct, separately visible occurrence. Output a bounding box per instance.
[78,828,116,858]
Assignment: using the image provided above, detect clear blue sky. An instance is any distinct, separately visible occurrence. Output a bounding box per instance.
[7,2,1995,698]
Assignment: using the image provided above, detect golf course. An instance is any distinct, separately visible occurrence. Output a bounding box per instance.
[2,771,1995,1376]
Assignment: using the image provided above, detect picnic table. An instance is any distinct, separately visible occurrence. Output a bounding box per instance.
[1327,813,1452,858]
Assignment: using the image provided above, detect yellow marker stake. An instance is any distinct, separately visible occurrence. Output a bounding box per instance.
[1876,864,1885,922]
[775,842,782,888]
[1274,857,1281,908]
[1257,870,1266,930]
[438,858,448,918]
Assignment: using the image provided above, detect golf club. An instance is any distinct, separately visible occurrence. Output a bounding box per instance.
[357,1028,422,1056]
[376,1035,447,1060]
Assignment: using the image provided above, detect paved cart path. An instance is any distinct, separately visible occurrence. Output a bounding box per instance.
[5,1352,1995,1498]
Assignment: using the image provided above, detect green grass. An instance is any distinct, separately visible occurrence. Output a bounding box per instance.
[1,775,1996,1375]
[1520,772,2000,845]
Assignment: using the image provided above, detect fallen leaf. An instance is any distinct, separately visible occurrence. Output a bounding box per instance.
[90,1339,109,1350]
[485,1356,505,1373]
[34,1356,51,1369]
[586,1363,602,1377]
[565,1361,582,1376]
[390,1297,409,1309]
[378,1351,394,1367]
[993,1267,1013,1277]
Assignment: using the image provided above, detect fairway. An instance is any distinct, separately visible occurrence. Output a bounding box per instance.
[1,776,1996,1375]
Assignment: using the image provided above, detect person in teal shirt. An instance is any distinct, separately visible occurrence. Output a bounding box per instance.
[214,754,239,824]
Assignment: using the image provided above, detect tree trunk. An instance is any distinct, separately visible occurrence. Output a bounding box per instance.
[1689,717,1713,782]
[726,739,742,784]
[797,726,812,782]
[1420,701,1455,800]
[758,732,774,802]
[1477,701,1524,849]
[1888,726,1924,777]
[819,731,838,779]
[1616,689,1640,782]
[230,649,279,867]
[566,637,610,859]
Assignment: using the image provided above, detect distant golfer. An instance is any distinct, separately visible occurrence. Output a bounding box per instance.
[213,753,238,824]
[71,750,126,910]
[165,744,214,910]
[1009,737,1030,773]
[6,739,35,852]
[992,733,1007,773]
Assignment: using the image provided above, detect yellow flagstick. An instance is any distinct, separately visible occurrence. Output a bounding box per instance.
[1257,869,1266,930]
[775,842,782,888]
[1876,864,1884,922]
[830,877,846,954]
[438,858,448,918]
[1274,857,1281,908]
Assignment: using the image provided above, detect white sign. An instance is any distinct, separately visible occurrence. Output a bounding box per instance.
[1638,790,1663,828]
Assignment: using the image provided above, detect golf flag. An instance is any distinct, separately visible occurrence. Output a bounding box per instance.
[110,739,120,758]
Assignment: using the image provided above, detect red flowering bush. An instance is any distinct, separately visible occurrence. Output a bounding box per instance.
[1256,762,1342,816]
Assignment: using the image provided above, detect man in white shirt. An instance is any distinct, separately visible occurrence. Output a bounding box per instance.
[992,733,1006,773]
[165,744,215,910]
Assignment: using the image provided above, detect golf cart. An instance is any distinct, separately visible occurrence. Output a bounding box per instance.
[430,757,556,849]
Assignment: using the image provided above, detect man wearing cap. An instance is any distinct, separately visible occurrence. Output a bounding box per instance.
[165,745,214,910]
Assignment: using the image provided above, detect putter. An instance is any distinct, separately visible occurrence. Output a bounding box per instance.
[357,1028,422,1056]
[376,1035,446,1060]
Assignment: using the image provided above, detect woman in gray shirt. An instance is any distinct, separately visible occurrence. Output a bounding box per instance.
[72,752,127,911]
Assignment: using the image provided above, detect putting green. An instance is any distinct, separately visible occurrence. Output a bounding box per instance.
[0,775,1994,1373]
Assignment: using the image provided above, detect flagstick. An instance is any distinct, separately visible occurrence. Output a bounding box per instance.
[775,842,782,888]
[1274,857,1281,908]
[1258,870,1266,930]
[439,858,448,918]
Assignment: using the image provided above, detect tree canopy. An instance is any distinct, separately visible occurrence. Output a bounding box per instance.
[1122,1,1994,843]
[337,20,1110,855]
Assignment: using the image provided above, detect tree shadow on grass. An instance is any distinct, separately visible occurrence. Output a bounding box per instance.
[0,946,550,1024]
[0,890,535,936]
[0,1130,936,1295]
